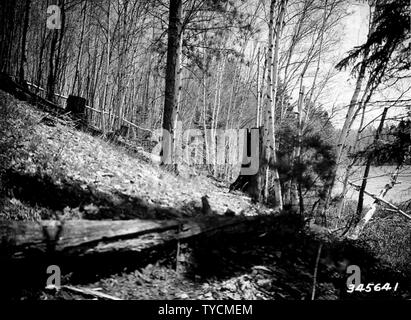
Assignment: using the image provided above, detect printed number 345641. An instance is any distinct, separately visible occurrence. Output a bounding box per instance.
[347,283,399,293]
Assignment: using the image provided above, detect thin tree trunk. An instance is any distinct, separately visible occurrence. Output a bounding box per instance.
[46,30,58,101]
[257,48,267,128]
[214,58,225,133]
[263,0,287,208]
[322,6,376,215]
[102,2,111,134]
[173,33,184,171]
[279,0,310,122]
[46,0,65,102]
[225,58,240,130]
[72,0,87,95]
[256,46,261,127]
[303,0,328,125]
[211,57,225,174]
[35,16,47,93]
[355,106,389,222]
[202,34,208,164]
[336,101,367,225]
[18,0,31,86]
[296,85,305,214]
[311,243,323,300]
[115,0,129,131]
[54,0,66,98]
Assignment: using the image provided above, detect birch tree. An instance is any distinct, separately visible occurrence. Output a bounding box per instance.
[262,0,288,208]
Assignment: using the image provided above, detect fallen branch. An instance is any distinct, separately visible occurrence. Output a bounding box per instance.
[349,166,401,239]
[348,181,411,221]
[47,285,121,300]
[311,243,323,300]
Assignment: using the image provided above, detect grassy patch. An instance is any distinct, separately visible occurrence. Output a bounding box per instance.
[360,203,411,275]
[0,92,36,194]
[0,91,65,219]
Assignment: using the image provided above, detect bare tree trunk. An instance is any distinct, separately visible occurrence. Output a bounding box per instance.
[46,0,65,102]
[279,0,311,122]
[114,0,129,131]
[225,56,240,130]
[211,57,225,175]
[143,18,155,124]
[35,18,47,93]
[172,33,184,172]
[102,2,111,134]
[162,0,183,170]
[322,5,376,215]
[336,101,367,225]
[295,85,305,214]
[202,34,209,165]
[257,48,267,128]
[46,30,58,101]
[0,0,16,74]
[303,0,328,124]
[355,106,389,222]
[256,46,261,127]
[18,0,31,86]
[263,0,287,208]
[213,57,225,139]
[72,0,87,95]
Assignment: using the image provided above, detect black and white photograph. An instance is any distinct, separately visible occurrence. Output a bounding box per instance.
[0,0,410,305]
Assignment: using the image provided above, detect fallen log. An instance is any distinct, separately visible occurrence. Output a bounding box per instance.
[0,215,267,258]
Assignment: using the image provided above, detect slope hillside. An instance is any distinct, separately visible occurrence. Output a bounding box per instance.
[0,90,267,222]
[0,90,409,301]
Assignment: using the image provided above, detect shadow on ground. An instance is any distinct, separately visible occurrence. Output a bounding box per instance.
[4,170,202,220]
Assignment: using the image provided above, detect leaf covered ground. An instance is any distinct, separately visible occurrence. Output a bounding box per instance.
[1,91,268,221]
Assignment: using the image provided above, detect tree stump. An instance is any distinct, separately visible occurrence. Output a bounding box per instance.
[118,125,129,138]
[229,127,265,203]
[66,95,87,126]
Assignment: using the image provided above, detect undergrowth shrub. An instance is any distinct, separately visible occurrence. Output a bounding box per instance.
[321,197,410,274]
[0,197,51,221]
[360,204,411,275]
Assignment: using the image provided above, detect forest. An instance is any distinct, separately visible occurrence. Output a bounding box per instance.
[0,0,410,301]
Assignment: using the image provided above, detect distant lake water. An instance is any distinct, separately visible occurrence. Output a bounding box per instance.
[334,166,411,206]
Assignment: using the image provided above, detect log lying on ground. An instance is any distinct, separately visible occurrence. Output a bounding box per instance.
[0,219,181,258]
[0,215,268,258]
